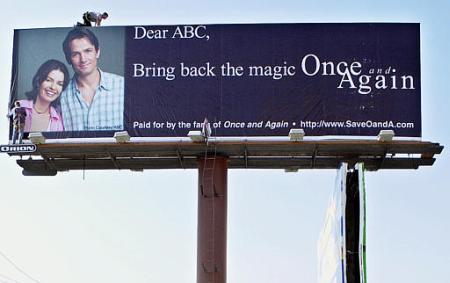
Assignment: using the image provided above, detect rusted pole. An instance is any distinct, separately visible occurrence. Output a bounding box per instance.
[197,155,228,283]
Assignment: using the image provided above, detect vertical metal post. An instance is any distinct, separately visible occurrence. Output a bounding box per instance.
[345,167,361,283]
[197,155,228,283]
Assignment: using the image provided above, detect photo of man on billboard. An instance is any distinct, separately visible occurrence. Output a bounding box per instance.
[9,26,124,139]
[61,27,124,131]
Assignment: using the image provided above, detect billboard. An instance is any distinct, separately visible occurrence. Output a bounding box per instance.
[317,163,367,283]
[9,23,421,140]
[317,163,348,283]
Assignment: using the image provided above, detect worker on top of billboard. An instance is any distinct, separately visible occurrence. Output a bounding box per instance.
[77,12,109,27]
[60,27,124,131]
[14,59,69,134]
[7,101,27,144]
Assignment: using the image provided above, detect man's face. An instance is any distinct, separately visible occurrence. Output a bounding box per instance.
[68,37,100,77]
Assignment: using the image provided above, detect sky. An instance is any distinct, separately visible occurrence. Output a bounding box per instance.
[0,1,449,283]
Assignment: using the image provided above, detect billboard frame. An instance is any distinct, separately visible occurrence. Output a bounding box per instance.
[7,137,443,175]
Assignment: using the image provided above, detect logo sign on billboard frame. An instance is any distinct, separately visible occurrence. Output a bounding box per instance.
[1,144,37,154]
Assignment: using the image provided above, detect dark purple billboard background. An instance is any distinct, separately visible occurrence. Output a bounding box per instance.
[9,23,420,139]
[125,23,420,137]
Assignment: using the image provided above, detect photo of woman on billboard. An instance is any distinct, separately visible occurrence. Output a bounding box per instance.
[17,59,69,132]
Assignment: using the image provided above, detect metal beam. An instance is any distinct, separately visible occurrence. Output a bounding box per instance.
[8,139,443,174]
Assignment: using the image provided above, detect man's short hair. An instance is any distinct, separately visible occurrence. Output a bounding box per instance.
[62,27,99,64]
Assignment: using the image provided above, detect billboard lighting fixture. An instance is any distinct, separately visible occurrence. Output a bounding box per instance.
[289,128,305,141]
[285,167,300,173]
[188,130,205,142]
[114,131,130,143]
[29,132,46,144]
[378,130,395,141]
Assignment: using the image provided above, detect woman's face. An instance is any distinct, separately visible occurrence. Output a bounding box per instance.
[38,69,65,104]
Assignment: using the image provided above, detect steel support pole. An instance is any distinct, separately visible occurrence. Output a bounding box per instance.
[197,155,228,283]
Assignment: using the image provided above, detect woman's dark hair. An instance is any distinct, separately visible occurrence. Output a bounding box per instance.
[62,27,99,64]
[25,59,70,108]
